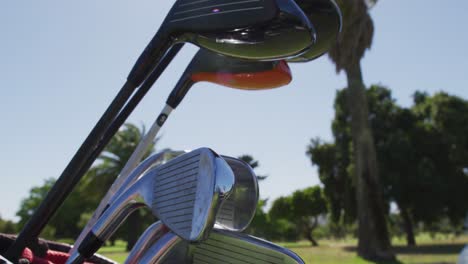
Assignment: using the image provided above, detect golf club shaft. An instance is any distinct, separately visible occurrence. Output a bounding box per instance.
[71,104,174,254]
[125,222,169,264]
[5,81,138,262]
[70,44,184,254]
[106,104,173,202]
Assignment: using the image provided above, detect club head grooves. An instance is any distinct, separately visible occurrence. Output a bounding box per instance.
[133,228,305,263]
[150,148,234,241]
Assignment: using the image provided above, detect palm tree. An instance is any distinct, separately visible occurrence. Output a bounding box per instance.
[328,0,394,260]
[83,123,156,250]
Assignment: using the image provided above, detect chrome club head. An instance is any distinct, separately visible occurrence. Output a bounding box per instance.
[216,156,259,231]
[67,148,234,263]
[133,228,305,264]
[125,157,259,263]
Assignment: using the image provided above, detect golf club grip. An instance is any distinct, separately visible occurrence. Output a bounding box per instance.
[5,81,138,262]
[127,30,173,86]
[69,44,184,254]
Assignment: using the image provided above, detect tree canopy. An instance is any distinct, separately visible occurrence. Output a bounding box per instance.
[307,85,468,246]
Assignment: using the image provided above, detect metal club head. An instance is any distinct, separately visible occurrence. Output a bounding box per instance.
[216,156,259,231]
[167,49,292,109]
[70,148,234,262]
[287,0,342,62]
[125,157,258,263]
[164,0,316,60]
[134,227,305,264]
[128,0,316,86]
[188,49,292,91]
[150,148,234,241]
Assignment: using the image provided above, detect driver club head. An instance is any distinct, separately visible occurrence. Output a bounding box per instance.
[288,0,342,62]
[68,148,234,263]
[127,0,316,86]
[187,49,292,90]
[133,227,305,264]
[167,49,292,109]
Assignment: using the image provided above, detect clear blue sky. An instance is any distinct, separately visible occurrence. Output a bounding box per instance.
[1,1,468,221]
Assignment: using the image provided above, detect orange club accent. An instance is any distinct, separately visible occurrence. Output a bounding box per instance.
[190,61,291,90]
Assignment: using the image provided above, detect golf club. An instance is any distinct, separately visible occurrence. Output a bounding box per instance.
[72,49,289,252]
[288,0,342,62]
[131,226,305,263]
[216,156,259,231]
[66,148,235,264]
[5,44,183,262]
[6,0,316,258]
[124,155,259,263]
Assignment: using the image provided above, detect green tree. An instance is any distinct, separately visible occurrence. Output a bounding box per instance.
[329,0,393,260]
[269,186,327,246]
[308,86,468,246]
[411,92,468,224]
[0,215,17,234]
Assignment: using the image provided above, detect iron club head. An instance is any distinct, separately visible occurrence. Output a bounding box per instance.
[124,156,259,263]
[67,148,234,263]
[133,226,305,264]
[216,156,259,232]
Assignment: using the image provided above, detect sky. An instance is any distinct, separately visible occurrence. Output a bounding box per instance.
[1,0,468,221]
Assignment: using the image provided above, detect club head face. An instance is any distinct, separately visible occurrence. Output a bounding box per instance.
[216,156,259,231]
[139,229,305,264]
[190,229,305,264]
[149,148,234,241]
[287,0,342,62]
[187,50,292,90]
[165,0,315,60]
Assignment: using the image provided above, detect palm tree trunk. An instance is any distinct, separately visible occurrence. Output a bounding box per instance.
[345,62,394,260]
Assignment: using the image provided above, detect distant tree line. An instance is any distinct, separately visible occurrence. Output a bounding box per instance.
[307,85,468,246]
[10,88,468,251]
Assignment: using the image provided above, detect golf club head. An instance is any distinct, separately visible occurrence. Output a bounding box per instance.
[150,148,234,241]
[109,149,189,205]
[140,151,259,231]
[216,156,259,231]
[188,50,292,90]
[125,157,258,262]
[135,228,305,264]
[288,0,342,62]
[111,151,258,232]
[128,0,316,86]
[124,157,258,263]
[68,148,234,263]
[167,49,292,108]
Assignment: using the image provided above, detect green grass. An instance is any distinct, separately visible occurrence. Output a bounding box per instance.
[98,235,468,263]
